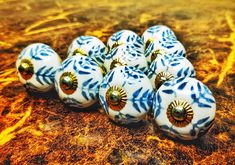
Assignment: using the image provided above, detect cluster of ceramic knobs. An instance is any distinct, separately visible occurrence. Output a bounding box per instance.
[16,25,216,140]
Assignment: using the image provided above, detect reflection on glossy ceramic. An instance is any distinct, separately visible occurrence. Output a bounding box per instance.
[148,55,196,89]
[107,30,144,51]
[55,55,103,108]
[152,77,216,140]
[99,66,154,124]
[104,44,148,73]
[16,43,61,92]
[67,36,108,66]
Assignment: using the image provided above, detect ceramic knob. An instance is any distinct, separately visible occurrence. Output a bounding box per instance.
[148,55,196,89]
[145,40,186,65]
[142,25,177,50]
[104,44,148,73]
[67,36,108,66]
[16,43,61,92]
[107,30,144,51]
[152,77,216,140]
[99,66,154,124]
[54,55,103,108]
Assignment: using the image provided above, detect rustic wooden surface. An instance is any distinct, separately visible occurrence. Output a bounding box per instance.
[0,0,235,164]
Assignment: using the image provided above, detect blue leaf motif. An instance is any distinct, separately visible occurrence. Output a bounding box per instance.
[178,82,187,90]
[162,89,174,94]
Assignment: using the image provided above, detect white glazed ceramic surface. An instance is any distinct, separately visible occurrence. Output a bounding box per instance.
[145,40,186,65]
[153,77,216,140]
[99,66,154,124]
[142,25,177,48]
[148,55,196,89]
[16,43,61,92]
[55,55,103,108]
[107,30,144,51]
[104,44,148,73]
[67,36,108,66]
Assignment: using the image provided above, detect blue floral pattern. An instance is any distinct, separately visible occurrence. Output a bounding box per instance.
[67,36,107,65]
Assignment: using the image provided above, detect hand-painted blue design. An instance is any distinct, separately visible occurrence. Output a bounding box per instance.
[100,70,114,89]
[76,36,93,45]
[110,31,123,43]
[35,66,56,85]
[153,92,162,118]
[130,87,153,113]
[99,94,109,114]
[190,82,215,108]
[122,66,145,85]
[73,57,98,75]
[29,44,54,61]
[61,57,73,71]
[190,116,210,137]
[159,125,183,138]
[81,78,99,100]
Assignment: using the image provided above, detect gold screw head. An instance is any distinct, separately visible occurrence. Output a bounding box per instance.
[167,100,194,127]
[106,86,127,111]
[145,38,154,51]
[59,72,78,95]
[111,41,123,49]
[154,72,174,89]
[18,59,34,80]
[110,58,127,70]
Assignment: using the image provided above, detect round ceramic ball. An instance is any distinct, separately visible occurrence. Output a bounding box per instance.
[16,43,61,92]
[152,77,216,140]
[54,55,103,108]
[67,35,108,66]
[99,66,154,124]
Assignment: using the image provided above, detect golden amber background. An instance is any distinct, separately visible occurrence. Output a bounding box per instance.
[0,0,235,164]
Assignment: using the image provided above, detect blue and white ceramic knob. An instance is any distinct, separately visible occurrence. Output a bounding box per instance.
[148,55,196,89]
[104,44,148,73]
[142,25,177,50]
[153,77,216,140]
[145,40,186,65]
[16,43,61,92]
[107,30,144,51]
[54,55,103,108]
[99,66,154,124]
[67,36,108,66]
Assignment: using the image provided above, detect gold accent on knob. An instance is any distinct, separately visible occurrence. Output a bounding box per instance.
[60,72,78,95]
[18,59,34,80]
[151,49,167,62]
[155,72,174,89]
[110,58,127,70]
[111,41,123,49]
[145,38,154,51]
[73,48,87,56]
[167,100,193,127]
[106,86,127,111]
[100,65,107,76]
